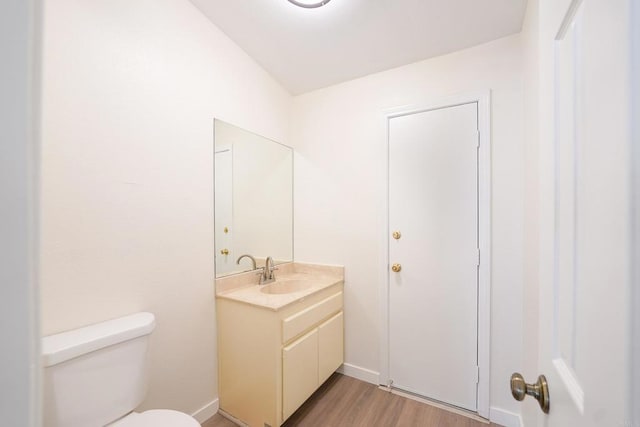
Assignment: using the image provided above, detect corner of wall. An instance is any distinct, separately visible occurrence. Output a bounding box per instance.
[337,363,380,385]
[191,398,220,423]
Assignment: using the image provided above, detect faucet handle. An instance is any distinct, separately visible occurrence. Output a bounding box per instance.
[267,266,278,282]
[255,267,267,284]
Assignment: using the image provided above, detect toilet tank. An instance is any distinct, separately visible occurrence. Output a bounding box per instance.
[42,312,156,427]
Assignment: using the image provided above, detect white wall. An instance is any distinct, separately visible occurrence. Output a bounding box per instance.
[0,1,41,426]
[40,0,291,416]
[290,35,525,417]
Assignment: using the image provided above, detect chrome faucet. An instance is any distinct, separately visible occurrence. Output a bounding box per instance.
[236,254,257,270]
[260,256,278,284]
[237,254,277,284]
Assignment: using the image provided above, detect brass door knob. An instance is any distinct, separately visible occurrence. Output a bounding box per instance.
[510,373,549,414]
[391,263,402,272]
[220,248,229,255]
[392,231,402,240]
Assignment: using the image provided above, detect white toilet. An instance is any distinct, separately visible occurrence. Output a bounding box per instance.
[42,312,200,427]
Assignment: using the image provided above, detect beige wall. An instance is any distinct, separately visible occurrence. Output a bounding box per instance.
[290,35,525,417]
[40,0,291,415]
[40,0,529,421]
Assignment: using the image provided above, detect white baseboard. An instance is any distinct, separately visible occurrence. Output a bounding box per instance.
[191,398,219,423]
[218,408,249,427]
[386,387,489,424]
[489,407,522,427]
[339,365,520,427]
[337,363,380,385]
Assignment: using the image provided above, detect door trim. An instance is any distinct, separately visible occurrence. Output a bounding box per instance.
[632,0,640,424]
[378,91,491,419]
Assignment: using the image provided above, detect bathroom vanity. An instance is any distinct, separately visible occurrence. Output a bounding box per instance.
[216,263,344,427]
[212,121,340,426]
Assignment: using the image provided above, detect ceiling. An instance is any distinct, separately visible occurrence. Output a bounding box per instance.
[189,0,527,95]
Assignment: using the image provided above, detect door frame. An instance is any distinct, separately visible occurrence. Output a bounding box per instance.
[631,0,640,423]
[378,91,491,419]
[1,0,43,425]
[214,144,234,276]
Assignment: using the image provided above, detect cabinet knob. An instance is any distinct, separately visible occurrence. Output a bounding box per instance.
[220,248,229,255]
[391,263,402,272]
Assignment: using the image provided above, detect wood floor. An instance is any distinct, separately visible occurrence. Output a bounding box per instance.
[201,373,503,427]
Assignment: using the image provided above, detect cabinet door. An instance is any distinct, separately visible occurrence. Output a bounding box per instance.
[318,311,344,384]
[282,329,319,420]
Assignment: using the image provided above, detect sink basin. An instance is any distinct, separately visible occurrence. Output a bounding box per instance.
[260,280,314,295]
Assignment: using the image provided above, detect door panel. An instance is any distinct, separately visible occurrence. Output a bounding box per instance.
[536,0,632,424]
[388,103,479,411]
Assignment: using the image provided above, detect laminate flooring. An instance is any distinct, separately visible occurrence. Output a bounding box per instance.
[201,373,503,427]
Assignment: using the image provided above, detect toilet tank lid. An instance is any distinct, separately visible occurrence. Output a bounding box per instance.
[42,312,156,367]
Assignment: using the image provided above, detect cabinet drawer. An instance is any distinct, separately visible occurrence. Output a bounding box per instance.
[282,292,343,343]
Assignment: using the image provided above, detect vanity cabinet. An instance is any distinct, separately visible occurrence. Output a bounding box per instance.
[318,311,344,383]
[217,282,344,427]
[282,311,344,420]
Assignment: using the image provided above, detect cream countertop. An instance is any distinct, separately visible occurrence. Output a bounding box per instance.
[215,262,344,311]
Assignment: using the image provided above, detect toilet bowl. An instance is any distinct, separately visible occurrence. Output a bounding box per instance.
[42,312,199,427]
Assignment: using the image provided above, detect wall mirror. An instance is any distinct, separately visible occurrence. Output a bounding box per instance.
[214,119,293,277]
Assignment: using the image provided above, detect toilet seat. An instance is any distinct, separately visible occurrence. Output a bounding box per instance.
[108,409,200,427]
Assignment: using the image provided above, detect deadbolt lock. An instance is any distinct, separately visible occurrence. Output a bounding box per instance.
[220,248,229,255]
[392,231,402,240]
[391,263,402,272]
[510,373,550,414]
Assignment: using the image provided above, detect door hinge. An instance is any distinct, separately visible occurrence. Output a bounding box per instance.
[475,366,480,384]
[477,248,481,267]
[476,131,480,148]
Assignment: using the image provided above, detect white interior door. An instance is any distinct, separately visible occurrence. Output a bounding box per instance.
[215,147,234,275]
[534,0,633,424]
[388,103,479,411]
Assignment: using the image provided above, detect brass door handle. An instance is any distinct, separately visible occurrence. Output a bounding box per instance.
[220,248,229,255]
[391,263,402,272]
[510,373,549,413]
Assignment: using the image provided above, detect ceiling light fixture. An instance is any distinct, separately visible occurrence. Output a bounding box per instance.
[287,0,331,8]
